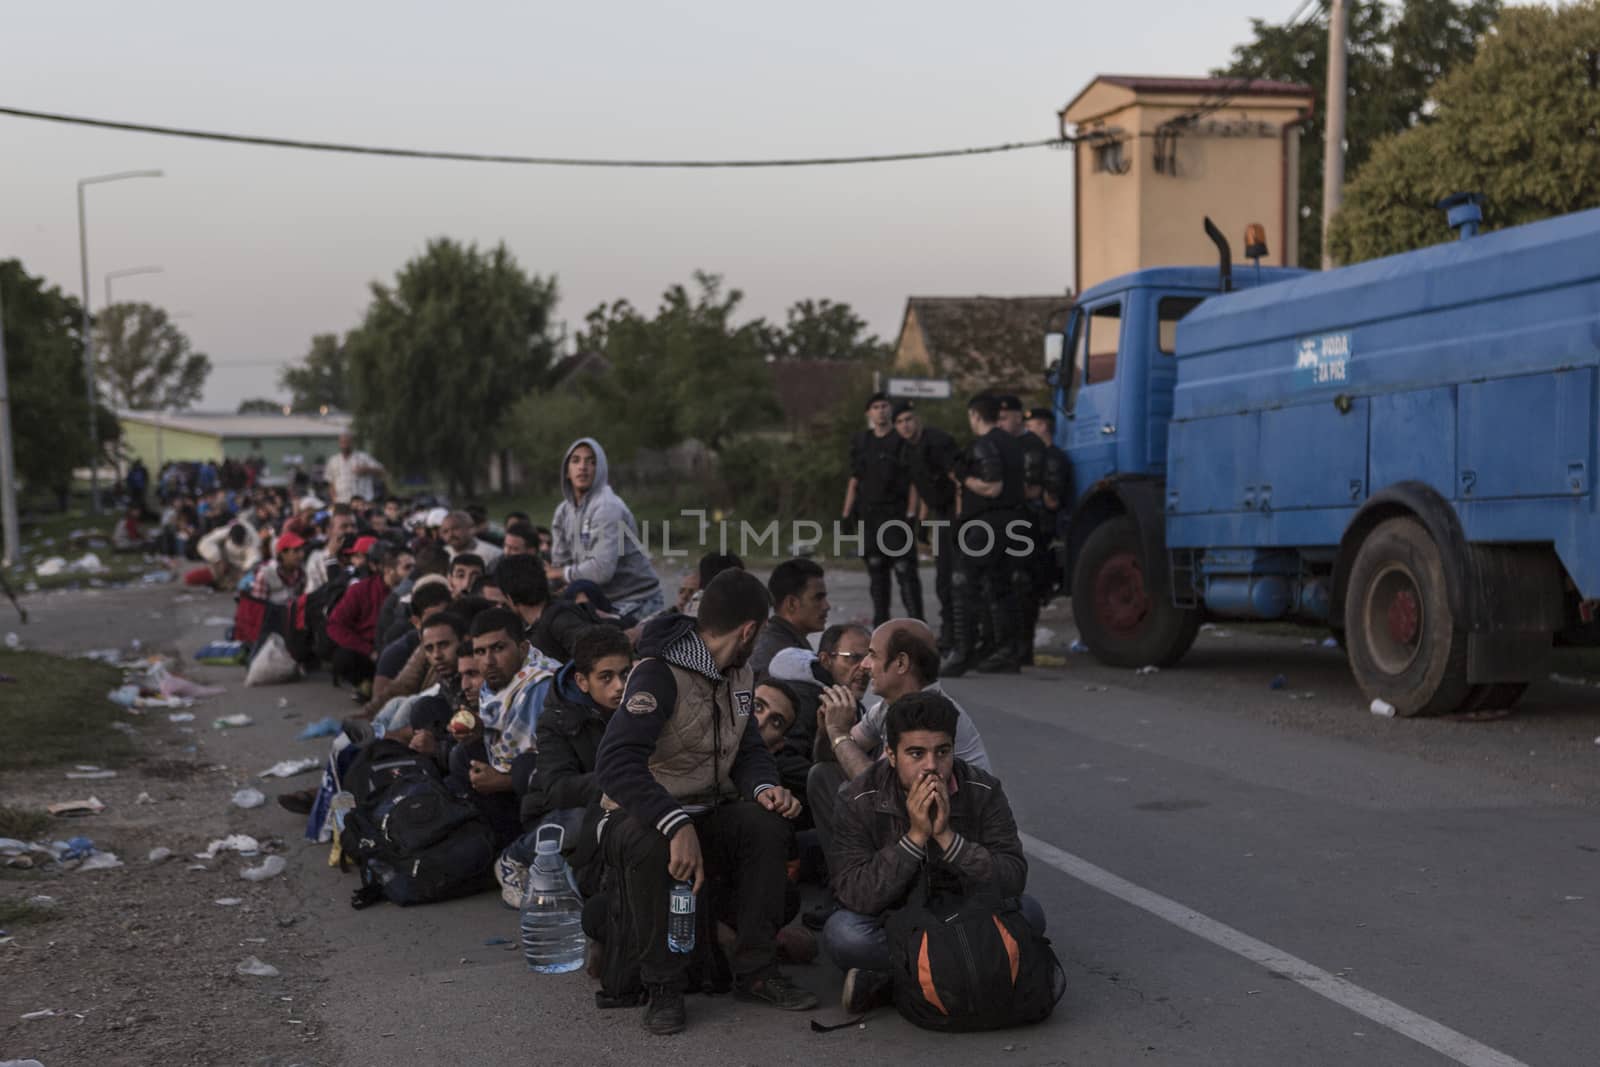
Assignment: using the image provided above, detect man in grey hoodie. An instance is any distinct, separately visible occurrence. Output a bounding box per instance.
[548,438,666,620]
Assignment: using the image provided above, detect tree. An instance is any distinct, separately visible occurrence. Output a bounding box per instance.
[1328,3,1600,262]
[0,259,110,495]
[1217,0,1499,267]
[237,397,283,414]
[345,238,557,495]
[94,302,211,411]
[765,298,892,362]
[280,333,350,412]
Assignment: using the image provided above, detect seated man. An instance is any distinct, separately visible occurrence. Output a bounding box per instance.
[325,546,414,695]
[749,558,829,679]
[753,680,808,801]
[676,552,743,619]
[501,521,538,559]
[441,509,504,568]
[250,530,307,606]
[451,607,560,845]
[823,690,1041,1013]
[767,622,871,754]
[596,569,817,1034]
[377,611,469,745]
[192,520,260,589]
[498,553,616,662]
[377,544,449,645]
[367,581,454,714]
[447,552,486,598]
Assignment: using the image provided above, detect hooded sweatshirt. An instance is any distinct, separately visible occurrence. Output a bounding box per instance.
[550,438,662,608]
[521,662,610,827]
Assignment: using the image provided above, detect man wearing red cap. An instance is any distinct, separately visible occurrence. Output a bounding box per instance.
[253,531,309,605]
[325,545,415,696]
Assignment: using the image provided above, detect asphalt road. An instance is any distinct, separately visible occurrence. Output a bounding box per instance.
[7,565,1599,1066]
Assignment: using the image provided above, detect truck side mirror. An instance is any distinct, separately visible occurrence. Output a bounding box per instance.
[1044,333,1064,371]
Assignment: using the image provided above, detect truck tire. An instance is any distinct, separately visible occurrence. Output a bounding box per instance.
[1071,515,1199,669]
[1344,516,1471,717]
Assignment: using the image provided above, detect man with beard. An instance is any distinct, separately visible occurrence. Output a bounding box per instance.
[595,570,817,1034]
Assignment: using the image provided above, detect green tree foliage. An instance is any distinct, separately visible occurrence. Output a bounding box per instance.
[236,397,283,414]
[0,260,105,493]
[764,298,892,362]
[1217,0,1499,267]
[1328,2,1600,262]
[346,239,557,495]
[94,302,211,411]
[279,333,350,412]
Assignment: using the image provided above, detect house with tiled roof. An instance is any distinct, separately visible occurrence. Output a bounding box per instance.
[891,295,1070,398]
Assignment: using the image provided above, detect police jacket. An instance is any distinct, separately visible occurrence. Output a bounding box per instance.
[958,428,1026,519]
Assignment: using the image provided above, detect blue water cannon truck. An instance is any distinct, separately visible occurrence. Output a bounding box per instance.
[1051,200,1600,716]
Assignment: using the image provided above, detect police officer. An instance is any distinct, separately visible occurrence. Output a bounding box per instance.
[998,395,1045,664]
[1024,407,1072,659]
[943,393,1028,676]
[842,392,920,627]
[894,402,961,651]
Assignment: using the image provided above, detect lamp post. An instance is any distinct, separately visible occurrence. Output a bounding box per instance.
[104,265,163,309]
[78,169,163,515]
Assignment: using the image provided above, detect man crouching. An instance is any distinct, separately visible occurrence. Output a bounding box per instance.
[596,569,818,1035]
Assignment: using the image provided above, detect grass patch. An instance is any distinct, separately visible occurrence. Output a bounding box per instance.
[2,506,162,593]
[0,650,135,771]
[0,899,56,929]
[0,805,52,839]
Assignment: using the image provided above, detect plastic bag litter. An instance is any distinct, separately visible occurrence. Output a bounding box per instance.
[240,855,287,881]
[65,769,116,780]
[1321,636,1340,648]
[213,713,254,729]
[231,788,267,810]
[106,685,141,708]
[148,847,173,863]
[1069,639,1090,654]
[295,717,341,740]
[236,956,280,977]
[195,834,261,860]
[78,851,123,871]
[214,897,243,906]
[168,712,195,723]
[245,634,301,687]
[1370,699,1397,717]
[1033,627,1056,648]
[158,672,225,699]
[258,758,320,779]
[47,797,105,817]
[35,556,67,577]
[1135,665,1160,675]
[24,895,57,909]
[4,1057,48,1065]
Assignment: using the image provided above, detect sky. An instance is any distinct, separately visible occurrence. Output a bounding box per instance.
[1,0,1297,410]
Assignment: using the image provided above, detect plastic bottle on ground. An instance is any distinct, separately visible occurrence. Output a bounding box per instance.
[520,824,585,974]
[668,879,696,954]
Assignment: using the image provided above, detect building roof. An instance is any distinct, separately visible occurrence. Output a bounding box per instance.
[1061,75,1314,120]
[117,410,352,439]
[767,358,867,428]
[896,296,1069,393]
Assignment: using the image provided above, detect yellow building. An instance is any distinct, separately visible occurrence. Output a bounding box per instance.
[117,411,351,474]
[1060,75,1315,292]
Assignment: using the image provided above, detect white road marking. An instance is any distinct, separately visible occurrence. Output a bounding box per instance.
[1020,831,1531,1067]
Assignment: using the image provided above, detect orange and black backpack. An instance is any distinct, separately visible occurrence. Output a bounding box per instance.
[884,873,1065,1031]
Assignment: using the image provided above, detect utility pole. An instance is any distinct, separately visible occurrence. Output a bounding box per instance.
[1321,0,1349,270]
[0,282,21,567]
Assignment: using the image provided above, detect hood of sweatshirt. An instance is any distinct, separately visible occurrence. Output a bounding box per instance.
[560,437,611,509]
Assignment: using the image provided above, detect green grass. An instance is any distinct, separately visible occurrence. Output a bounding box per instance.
[0,805,52,839]
[0,650,136,771]
[2,506,159,592]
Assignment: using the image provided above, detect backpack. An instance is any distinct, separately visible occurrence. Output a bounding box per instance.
[286,568,349,665]
[884,874,1065,1032]
[338,740,496,907]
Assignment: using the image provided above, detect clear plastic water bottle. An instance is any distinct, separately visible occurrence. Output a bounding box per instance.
[520,825,585,974]
[667,880,696,954]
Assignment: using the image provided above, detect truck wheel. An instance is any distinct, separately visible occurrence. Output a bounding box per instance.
[1071,515,1199,668]
[1344,517,1471,717]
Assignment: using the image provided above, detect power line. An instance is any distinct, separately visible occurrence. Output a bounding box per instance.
[0,104,1072,168]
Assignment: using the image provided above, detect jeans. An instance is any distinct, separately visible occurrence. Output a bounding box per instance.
[823,893,1047,973]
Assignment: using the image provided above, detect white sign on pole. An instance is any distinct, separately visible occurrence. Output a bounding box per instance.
[886,377,952,400]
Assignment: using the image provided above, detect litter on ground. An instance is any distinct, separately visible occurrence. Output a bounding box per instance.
[258,758,320,779]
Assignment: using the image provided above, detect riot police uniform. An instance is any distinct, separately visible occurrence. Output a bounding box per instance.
[943,423,1027,675]
[902,417,961,649]
[849,425,922,627]
[1024,408,1073,662]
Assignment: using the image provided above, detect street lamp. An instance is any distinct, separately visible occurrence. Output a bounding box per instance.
[78,169,163,515]
[104,264,163,309]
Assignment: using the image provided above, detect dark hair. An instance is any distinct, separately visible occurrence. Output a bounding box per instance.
[819,622,869,655]
[572,625,633,674]
[451,552,485,573]
[413,545,451,577]
[505,510,531,524]
[331,503,353,517]
[471,574,501,596]
[495,554,550,607]
[864,391,889,410]
[967,393,1001,423]
[504,521,538,544]
[884,625,941,684]
[697,552,744,589]
[1026,408,1056,430]
[409,581,453,617]
[449,595,494,625]
[756,678,801,724]
[227,523,250,546]
[385,496,403,507]
[768,558,824,610]
[470,606,525,642]
[466,502,487,524]
[884,690,960,751]
[534,526,551,540]
[420,611,467,639]
[697,569,770,636]
[997,394,1023,412]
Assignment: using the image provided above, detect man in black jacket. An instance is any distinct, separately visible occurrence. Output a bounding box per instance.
[596,570,817,1034]
[824,690,1044,1013]
[843,392,921,626]
[895,402,961,650]
[749,558,829,679]
[498,553,617,662]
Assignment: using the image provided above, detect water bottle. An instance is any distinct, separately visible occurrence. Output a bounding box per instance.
[667,880,696,954]
[519,825,585,974]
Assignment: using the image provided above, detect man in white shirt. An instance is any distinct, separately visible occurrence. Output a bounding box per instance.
[323,433,384,505]
[439,509,503,568]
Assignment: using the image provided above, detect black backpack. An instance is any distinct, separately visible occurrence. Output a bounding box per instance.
[339,740,496,907]
[884,874,1065,1032]
[286,566,350,665]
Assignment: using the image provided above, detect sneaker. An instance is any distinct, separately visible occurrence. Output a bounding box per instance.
[841,968,892,1014]
[276,788,315,815]
[643,984,686,1035]
[494,851,529,909]
[735,969,818,1011]
[775,925,818,965]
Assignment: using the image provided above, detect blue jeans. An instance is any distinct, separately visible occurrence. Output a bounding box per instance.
[823,894,1047,973]
[613,588,666,624]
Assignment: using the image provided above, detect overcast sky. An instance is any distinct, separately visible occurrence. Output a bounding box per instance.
[2,0,1294,409]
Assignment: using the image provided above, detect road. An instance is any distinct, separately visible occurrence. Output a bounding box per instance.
[4,564,1599,1066]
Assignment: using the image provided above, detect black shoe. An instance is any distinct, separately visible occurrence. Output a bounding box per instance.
[277,788,315,815]
[801,899,837,932]
[643,984,686,1035]
[940,650,973,678]
[841,968,893,1014]
[735,970,819,1011]
[976,650,1021,674]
